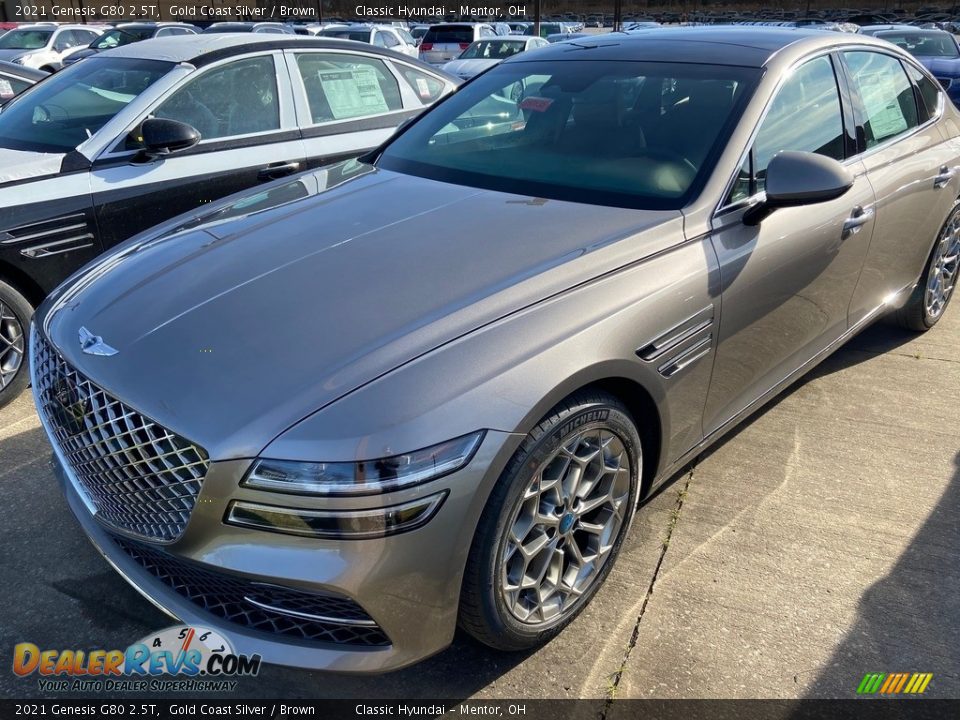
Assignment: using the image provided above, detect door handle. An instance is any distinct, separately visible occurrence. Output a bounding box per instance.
[934,165,956,189]
[257,161,301,181]
[842,206,874,239]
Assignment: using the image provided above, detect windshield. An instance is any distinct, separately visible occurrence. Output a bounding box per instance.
[0,29,52,49]
[460,40,527,59]
[0,57,173,153]
[878,31,960,58]
[319,30,371,42]
[378,60,759,210]
[92,28,155,49]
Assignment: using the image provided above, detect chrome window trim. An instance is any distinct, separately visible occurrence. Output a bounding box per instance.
[713,44,943,218]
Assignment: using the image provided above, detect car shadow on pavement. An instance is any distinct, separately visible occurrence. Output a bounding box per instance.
[800,450,960,699]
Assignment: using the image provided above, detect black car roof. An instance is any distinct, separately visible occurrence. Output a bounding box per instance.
[504,26,854,68]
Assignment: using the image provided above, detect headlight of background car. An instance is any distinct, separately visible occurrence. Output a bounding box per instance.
[9,56,25,65]
[242,431,485,496]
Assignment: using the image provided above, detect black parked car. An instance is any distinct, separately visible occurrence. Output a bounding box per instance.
[61,23,198,68]
[0,34,458,406]
[0,60,46,104]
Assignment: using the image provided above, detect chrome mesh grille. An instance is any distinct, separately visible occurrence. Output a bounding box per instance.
[32,331,209,542]
[114,536,390,647]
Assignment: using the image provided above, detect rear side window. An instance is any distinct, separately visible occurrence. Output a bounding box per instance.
[397,65,446,104]
[295,53,402,123]
[423,26,472,44]
[843,51,919,148]
[0,74,31,102]
[752,55,844,193]
[905,63,942,121]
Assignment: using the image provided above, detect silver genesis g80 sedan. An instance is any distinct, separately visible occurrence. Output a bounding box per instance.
[31,28,960,672]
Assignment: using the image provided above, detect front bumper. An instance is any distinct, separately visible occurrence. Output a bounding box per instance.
[50,426,518,672]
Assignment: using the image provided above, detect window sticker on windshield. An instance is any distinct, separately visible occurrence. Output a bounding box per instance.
[415,77,431,100]
[0,80,13,100]
[318,66,389,120]
[519,96,553,112]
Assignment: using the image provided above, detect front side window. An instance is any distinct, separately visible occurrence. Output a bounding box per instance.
[153,55,279,140]
[0,29,52,50]
[295,53,402,124]
[844,50,919,148]
[752,55,845,194]
[378,60,760,210]
[0,57,172,153]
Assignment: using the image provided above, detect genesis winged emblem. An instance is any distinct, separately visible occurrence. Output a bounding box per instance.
[78,327,118,357]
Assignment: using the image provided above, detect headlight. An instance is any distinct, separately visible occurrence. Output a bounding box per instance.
[243,431,485,496]
[9,56,26,65]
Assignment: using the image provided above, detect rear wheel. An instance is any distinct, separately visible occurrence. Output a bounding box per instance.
[0,280,32,410]
[890,201,960,332]
[459,391,641,650]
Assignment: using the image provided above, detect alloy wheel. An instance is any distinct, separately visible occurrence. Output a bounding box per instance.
[926,213,960,320]
[497,428,634,626]
[0,301,25,391]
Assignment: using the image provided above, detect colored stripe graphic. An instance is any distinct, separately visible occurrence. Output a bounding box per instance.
[857,673,932,694]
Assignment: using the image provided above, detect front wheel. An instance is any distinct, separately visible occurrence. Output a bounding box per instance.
[890,200,960,331]
[459,391,642,650]
[0,280,32,410]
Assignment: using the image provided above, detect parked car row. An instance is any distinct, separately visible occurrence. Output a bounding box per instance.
[18,27,959,677]
[0,34,459,405]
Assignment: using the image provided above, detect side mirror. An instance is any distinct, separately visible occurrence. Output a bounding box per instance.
[743,151,853,226]
[135,118,200,161]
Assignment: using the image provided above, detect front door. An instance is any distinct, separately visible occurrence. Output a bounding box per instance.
[90,52,305,249]
[703,53,876,435]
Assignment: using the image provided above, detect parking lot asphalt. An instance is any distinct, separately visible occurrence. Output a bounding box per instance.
[1,309,958,701]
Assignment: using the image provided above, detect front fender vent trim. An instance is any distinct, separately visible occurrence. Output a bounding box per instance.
[637,304,715,377]
[1,213,95,258]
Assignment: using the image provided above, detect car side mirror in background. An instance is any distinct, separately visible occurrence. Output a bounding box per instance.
[743,151,854,226]
[135,118,200,162]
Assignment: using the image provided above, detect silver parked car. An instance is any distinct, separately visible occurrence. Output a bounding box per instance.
[419,22,497,66]
[32,28,960,672]
[442,36,549,80]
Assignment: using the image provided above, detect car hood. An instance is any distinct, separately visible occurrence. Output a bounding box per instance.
[0,49,31,62]
[441,58,500,77]
[41,166,682,460]
[916,56,960,76]
[0,146,65,183]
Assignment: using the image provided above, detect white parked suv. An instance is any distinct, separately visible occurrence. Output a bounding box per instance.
[0,23,103,71]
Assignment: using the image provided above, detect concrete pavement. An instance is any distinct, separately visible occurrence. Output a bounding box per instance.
[1,309,957,701]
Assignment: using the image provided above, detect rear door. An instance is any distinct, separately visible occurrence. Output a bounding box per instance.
[285,49,450,170]
[838,49,960,324]
[90,51,305,249]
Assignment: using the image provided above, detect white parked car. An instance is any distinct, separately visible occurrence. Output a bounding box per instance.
[318,24,418,58]
[0,23,103,71]
[442,36,549,79]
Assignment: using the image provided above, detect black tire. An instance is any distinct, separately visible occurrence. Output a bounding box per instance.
[459,390,642,651]
[0,280,33,410]
[889,200,960,332]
